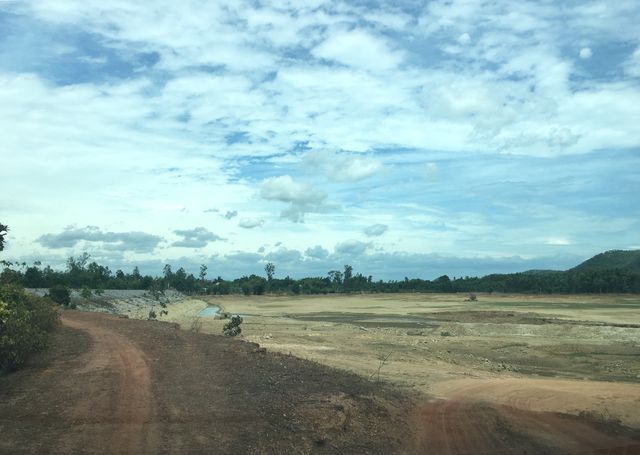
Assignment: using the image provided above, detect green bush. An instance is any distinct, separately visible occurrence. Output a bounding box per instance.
[49,285,71,306]
[80,286,92,300]
[223,315,243,336]
[0,285,58,372]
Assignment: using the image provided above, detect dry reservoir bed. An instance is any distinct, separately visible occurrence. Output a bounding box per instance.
[167,292,640,430]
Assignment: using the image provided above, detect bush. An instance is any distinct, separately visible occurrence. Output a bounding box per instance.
[223,315,243,336]
[80,286,92,300]
[49,285,71,306]
[0,285,58,372]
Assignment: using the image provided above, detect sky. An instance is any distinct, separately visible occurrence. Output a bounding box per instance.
[1,0,639,280]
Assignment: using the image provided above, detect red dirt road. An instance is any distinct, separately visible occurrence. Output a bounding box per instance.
[0,311,412,454]
[61,313,159,454]
[412,399,640,454]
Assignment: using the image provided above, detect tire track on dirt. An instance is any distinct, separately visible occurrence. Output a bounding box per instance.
[413,377,640,454]
[61,312,159,454]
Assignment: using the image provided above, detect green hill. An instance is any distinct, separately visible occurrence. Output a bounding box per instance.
[570,250,640,273]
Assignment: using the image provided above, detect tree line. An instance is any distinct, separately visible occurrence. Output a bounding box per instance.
[1,254,639,295]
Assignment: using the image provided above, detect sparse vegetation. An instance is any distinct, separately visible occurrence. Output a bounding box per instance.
[369,351,392,384]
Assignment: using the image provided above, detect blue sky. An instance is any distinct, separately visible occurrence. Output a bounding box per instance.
[1,0,639,279]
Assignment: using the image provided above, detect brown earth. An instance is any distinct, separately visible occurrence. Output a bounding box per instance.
[0,311,412,454]
[1,309,639,454]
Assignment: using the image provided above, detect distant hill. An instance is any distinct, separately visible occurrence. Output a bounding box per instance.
[521,269,562,275]
[570,250,640,273]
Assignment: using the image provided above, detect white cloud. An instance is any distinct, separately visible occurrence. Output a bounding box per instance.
[312,29,404,72]
[259,175,327,222]
[545,238,571,246]
[579,47,592,59]
[2,0,639,273]
[303,149,382,182]
[458,32,471,44]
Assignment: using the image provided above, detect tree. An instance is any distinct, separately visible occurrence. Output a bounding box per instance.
[199,264,208,282]
[0,223,8,251]
[264,262,275,281]
[343,264,353,282]
[328,270,343,285]
[162,264,173,288]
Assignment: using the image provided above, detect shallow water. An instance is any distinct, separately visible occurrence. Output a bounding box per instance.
[198,305,221,317]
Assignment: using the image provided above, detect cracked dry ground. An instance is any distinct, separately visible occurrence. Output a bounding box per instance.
[1,310,639,454]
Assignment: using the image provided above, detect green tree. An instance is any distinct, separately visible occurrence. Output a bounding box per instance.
[264,262,275,281]
[0,223,8,251]
[163,264,173,288]
[199,264,208,282]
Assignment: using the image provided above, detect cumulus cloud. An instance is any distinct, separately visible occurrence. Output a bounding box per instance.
[312,29,404,72]
[224,210,238,220]
[36,226,162,253]
[334,240,371,257]
[305,245,329,260]
[363,224,388,237]
[238,218,264,229]
[172,227,223,248]
[260,175,327,222]
[266,247,303,263]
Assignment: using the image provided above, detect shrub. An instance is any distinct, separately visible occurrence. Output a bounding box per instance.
[49,285,71,306]
[80,286,92,300]
[0,285,58,372]
[223,315,243,336]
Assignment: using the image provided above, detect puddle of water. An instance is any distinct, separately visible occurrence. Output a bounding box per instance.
[198,305,221,317]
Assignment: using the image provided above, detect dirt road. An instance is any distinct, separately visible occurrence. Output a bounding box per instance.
[411,376,640,454]
[61,313,159,454]
[412,398,640,454]
[0,310,411,454]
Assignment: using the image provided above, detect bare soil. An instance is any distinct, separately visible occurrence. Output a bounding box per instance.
[2,301,639,454]
[0,310,412,454]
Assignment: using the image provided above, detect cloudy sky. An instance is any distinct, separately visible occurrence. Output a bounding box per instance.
[1,0,639,280]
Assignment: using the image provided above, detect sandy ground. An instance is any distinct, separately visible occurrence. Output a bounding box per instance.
[194,293,640,429]
[87,292,640,432]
